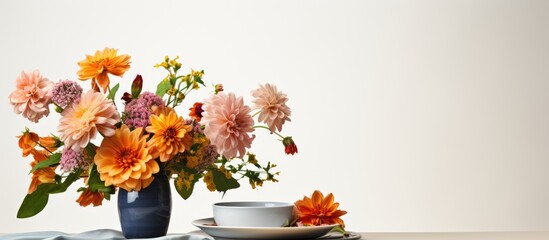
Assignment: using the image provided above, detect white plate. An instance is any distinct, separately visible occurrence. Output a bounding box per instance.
[192,217,358,240]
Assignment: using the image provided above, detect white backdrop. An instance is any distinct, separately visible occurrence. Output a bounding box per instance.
[1,0,549,234]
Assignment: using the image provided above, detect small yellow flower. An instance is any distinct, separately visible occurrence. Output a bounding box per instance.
[169,56,181,68]
[219,165,233,179]
[154,62,167,69]
[191,69,204,78]
[247,153,258,165]
[175,171,195,190]
[185,156,199,168]
[203,171,216,192]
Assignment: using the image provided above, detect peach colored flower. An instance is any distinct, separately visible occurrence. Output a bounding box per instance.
[202,92,255,159]
[77,48,131,92]
[294,190,348,228]
[146,111,192,162]
[94,125,159,192]
[9,70,53,123]
[76,189,104,207]
[58,90,120,151]
[251,83,291,132]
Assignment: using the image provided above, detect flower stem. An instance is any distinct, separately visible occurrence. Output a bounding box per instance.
[251,110,261,118]
[253,125,284,139]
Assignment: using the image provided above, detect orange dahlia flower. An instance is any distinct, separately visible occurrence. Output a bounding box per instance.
[77,48,131,92]
[94,125,159,192]
[76,188,104,207]
[294,190,348,228]
[146,111,192,162]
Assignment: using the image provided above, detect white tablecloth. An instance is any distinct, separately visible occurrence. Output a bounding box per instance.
[0,229,210,240]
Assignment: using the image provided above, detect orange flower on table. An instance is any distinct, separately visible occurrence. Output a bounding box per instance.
[94,125,159,192]
[77,47,131,92]
[294,190,348,228]
[146,111,193,162]
[76,188,104,207]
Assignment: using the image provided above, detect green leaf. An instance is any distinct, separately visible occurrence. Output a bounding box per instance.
[17,183,54,218]
[107,83,120,100]
[104,193,111,201]
[88,164,115,194]
[50,169,83,194]
[30,153,61,173]
[195,76,205,86]
[331,225,348,236]
[84,143,97,159]
[212,168,240,193]
[156,79,172,97]
[174,175,198,200]
[17,169,84,218]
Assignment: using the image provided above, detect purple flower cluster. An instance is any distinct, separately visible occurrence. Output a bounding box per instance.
[184,118,204,133]
[51,80,83,108]
[60,148,87,172]
[196,144,218,170]
[124,91,164,128]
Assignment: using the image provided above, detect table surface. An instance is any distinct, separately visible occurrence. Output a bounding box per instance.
[2,231,549,240]
[354,231,549,240]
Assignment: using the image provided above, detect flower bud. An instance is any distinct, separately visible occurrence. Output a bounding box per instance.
[214,84,224,94]
[131,75,143,98]
[282,136,298,155]
[121,92,132,104]
[40,136,62,151]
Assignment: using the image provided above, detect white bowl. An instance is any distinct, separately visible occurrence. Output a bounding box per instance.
[213,201,294,227]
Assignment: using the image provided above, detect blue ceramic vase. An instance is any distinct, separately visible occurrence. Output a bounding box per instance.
[118,173,172,239]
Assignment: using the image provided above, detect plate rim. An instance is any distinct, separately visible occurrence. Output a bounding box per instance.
[192,217,339,230]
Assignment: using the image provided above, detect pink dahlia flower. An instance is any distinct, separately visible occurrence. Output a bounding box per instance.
[251,83,291,132]
[9,70,53,123]
[58,90,120,151]
[202,92,255,159]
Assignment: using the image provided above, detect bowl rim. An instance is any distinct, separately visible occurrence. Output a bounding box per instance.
[213,201,293,209]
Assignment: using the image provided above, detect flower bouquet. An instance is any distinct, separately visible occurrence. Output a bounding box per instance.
[9,48,297,230]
